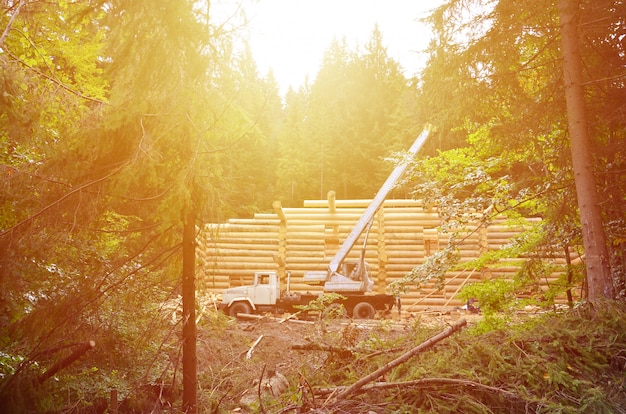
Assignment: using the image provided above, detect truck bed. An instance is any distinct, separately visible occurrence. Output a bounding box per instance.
[270,293,395,318]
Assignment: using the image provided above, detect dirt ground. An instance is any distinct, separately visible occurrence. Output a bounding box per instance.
[196,308,483,411]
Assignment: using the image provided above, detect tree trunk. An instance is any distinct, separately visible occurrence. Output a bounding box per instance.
[182,208,197,413]
[558,0,615,301]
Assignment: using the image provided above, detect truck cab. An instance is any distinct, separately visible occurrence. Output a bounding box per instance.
[221,272,280,317]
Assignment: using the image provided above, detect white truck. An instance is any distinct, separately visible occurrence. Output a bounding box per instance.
[221,270,394,319]
[220,129,430,319]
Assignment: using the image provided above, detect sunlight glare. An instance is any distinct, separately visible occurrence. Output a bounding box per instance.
[238,0,443,93]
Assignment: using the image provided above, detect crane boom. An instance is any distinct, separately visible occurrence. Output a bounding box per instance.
[328,128,430,275]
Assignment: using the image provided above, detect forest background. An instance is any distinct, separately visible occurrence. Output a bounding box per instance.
[0,0,624,412]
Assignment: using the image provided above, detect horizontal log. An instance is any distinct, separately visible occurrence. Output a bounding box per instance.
[252,213,284,220]
[376,257,423,265]
[281,217,438,227]
[202,270,268,278]
[203,224,280,233]
[303,199,426,208]
[286,210,441,225]
[286,207,366,214]
[282,264,335,272]
[283,249,326,258]
[384,241,428,248]
[199,243,278,252]
[285,225,326,232]
[387,264,423,271]
[203,238,277,247]
[285,232,325,240]
[204,232,280,240]
[384,260,426,270]
[381,217,440,225]
[384,245,429,253]
[280,208,438,217]
[204,262,278,271]
[202,256,278,264]
[197,281,230,290]
[285,239,325,246]
[229,218,282,226]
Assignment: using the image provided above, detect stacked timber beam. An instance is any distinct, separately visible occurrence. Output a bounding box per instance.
[196,193,574,310]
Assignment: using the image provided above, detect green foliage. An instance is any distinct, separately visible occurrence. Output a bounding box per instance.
[460,278,517,314]
[310,303,626,412]
[294,293,346,315]
[1,0,623,411]
[294,292,349,348]
[0,0,271,412]
[390,245,460,295]
[274,27,422,205]
[295,293,346,334]
[407,0,626,302]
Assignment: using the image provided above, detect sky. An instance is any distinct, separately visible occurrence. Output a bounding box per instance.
[217,0,445,94]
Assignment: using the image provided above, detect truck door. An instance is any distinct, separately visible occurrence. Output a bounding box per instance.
[252,272,276,305]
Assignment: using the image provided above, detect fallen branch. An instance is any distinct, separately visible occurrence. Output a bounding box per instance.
[279,311,302,323]
[237,313,266,320]
[315,377,522,401]
[236,312,314,324]
[333,319,467,400]
[286,318,314,325]
[38,340,96,384]
[246,335,264,360]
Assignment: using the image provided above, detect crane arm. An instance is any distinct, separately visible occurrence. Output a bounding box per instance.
[328,128,430,274]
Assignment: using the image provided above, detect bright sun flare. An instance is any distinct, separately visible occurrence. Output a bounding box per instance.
[219,0,443,94]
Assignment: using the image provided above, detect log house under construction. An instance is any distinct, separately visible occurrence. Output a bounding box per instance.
[197,192,577,311]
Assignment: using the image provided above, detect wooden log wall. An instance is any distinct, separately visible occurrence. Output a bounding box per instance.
[197,193,577,310]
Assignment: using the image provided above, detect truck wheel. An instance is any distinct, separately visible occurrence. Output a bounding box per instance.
[352,302,376,319]
[229,302,252,318]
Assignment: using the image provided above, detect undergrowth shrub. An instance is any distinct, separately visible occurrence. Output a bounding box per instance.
[331,302,626,413]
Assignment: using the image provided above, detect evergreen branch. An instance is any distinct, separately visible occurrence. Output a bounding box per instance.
[4,226,181,392]
[0,163,126,238]
[2,163,176,202]
[60,222,161,234]
[5,49,108,105]
[1,164,72,188]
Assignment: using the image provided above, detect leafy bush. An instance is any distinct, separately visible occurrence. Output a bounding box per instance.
[310,302,626,413]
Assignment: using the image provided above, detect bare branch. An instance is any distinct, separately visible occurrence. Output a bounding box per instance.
[316,377,528,404]
[333,319,467,400]
[0,163,126,238]
[5,49,108,105]
[0,0,24,48]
